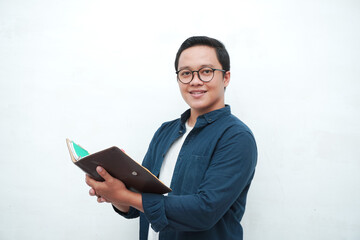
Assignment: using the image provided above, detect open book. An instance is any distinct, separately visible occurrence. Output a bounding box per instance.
[66,139,171,194]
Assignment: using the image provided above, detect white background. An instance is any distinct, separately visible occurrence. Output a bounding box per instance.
[1,0,359,239]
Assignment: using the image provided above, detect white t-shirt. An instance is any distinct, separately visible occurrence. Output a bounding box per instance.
[147,122,193,240]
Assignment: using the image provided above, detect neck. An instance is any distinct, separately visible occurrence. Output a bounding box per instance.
[187,114,197,127]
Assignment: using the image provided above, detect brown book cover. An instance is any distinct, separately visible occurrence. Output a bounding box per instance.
[66,139,171,194]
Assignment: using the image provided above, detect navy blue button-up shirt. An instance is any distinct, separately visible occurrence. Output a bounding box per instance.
[114,105,257,240]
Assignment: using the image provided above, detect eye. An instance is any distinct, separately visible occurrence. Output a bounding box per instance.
[180,70,192,78]
[200,68,213,76]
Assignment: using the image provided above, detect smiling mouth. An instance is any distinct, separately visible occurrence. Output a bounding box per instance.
[190,90,207,95]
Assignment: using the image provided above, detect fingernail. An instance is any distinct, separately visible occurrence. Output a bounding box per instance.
[97,166,103,172]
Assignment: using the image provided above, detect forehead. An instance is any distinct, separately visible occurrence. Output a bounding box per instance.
[178,45,220,69]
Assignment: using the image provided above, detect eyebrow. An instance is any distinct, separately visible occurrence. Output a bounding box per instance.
[178,64,216,71]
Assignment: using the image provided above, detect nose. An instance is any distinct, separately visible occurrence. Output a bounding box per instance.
[190,71,203,86]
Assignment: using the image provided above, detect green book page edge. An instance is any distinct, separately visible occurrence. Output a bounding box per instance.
[72,141,90,158]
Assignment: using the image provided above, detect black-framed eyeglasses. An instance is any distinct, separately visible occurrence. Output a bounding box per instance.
[176,67,226,84]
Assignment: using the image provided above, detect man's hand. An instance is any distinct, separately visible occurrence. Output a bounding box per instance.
[85,166,143,213]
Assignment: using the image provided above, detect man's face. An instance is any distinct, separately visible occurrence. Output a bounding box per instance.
[177,45,230,116]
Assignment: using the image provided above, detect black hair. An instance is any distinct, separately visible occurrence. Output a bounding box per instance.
[174,36,230,72]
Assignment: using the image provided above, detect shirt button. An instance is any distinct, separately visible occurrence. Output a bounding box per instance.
[179,130,183,134]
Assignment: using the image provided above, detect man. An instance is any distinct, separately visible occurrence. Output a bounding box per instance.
[86,36,257,240]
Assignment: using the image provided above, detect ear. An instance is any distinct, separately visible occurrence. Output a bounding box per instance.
[223,71,230,88]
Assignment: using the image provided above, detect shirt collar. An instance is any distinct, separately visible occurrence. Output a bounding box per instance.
[180,105,231,128]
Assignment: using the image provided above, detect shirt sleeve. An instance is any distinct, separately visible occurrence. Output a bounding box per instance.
[142,131,257,232]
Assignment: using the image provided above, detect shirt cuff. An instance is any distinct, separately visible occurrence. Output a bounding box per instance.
[142,193,168,232]
[112,205,140,219]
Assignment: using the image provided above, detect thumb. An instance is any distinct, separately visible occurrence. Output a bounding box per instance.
[96,166,112,181]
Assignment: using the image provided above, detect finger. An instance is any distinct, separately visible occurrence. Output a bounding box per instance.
[96,166,113,182]
[85,174,97,187]
[97,196,108,203]
[89,188,96,196]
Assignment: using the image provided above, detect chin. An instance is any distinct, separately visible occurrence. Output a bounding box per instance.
[190,104,211,114]
[186,100,207,110]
